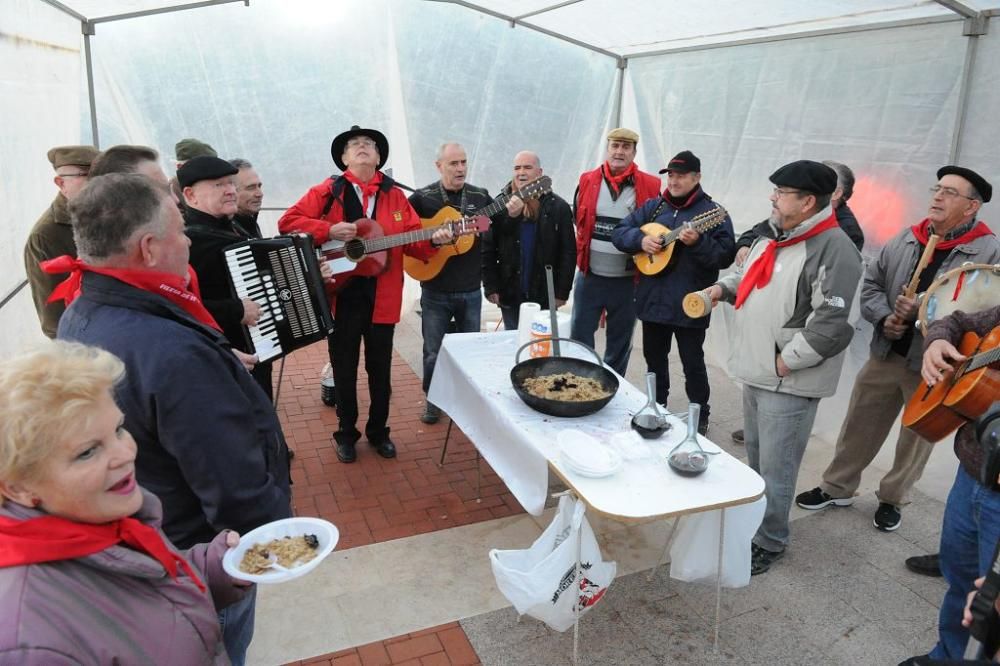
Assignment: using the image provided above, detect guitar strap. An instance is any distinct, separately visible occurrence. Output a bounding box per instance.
[320,176,347,219]
[438,181,467,215]
[647,197,669,226]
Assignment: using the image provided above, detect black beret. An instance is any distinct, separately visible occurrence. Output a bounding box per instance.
[177,155,238,188]
[769,160,837,196]
[937,165,992,203]
[659,150,701,175]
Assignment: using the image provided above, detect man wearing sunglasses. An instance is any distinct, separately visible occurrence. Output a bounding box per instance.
[23,144,100,338]
[795,166,1000,549]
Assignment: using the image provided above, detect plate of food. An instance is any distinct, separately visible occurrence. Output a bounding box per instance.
[222,517,338,584]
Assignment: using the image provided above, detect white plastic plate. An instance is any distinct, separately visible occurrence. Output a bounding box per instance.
[222,517,338,584]
[558,429,623,478]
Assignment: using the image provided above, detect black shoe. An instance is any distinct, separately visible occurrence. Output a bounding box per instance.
[905,553,941,577]
[731,429,744,444]
[335,441,357,463]
[750,543,784,575]
[370,437,397,459]
[795,487,854,510]
[421,402,441,425]
[874,502,901,532]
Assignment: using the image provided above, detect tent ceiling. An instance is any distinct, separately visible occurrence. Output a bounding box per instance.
[430,0,1000,58]
[41,1,1000,56]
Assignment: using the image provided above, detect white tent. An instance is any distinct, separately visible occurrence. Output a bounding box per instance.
[4,0,999,368]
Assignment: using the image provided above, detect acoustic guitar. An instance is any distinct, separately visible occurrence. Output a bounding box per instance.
[632,205,729,276]
[320,215,489,292]
[404,175,553,282]
[902,324,1000,442]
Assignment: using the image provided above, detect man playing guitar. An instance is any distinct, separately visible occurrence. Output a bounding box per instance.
[408,143,496,425]
[278,125,453,464]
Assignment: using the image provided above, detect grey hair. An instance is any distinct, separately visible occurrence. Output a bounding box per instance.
[822,160,855,202]
[229,158,253,170]
[435,143,464,161]
[71,173,168,261]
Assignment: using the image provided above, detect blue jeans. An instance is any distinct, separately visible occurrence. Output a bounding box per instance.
[421,288,482,394]
[218,586,257,666]
[742,385,820,552]
[569,272,636,376]
[930,465,1000,659]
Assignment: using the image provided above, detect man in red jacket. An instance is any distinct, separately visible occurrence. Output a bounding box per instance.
[278,126,453,463]
[570,128,661,375]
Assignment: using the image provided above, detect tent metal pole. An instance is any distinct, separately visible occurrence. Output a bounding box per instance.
[425,0,622,64]
[83,22,99,148]
[36,0,86,22]
[627,14,962,60]
[514,0,585,21]
[611,60,626,128]
[933,0,979,19]
[948,14,989,162]
[89,0,248,25]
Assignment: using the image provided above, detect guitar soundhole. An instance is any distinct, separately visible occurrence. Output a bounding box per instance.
[344,239,366,261]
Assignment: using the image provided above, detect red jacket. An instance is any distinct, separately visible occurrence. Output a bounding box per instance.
[574,166,661,273]
[278,175,433,324]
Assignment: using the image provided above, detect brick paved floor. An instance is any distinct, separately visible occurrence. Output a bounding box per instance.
[269,339,524,664]
[287,621,481,666]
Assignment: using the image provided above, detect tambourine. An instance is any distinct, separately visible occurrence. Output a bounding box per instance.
[917,263,1000,334]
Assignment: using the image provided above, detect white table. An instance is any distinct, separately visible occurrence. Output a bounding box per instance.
[429,331,766,656]
[429,332,766,655]
[429,331,764,519]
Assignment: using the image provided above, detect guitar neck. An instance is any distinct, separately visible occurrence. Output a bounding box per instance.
[477,192,513,218]
[966,345,1000,374]
[658,210,723,244]
[362,225,446,254]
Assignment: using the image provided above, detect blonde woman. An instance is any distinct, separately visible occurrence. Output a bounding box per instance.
[0,342,247,664]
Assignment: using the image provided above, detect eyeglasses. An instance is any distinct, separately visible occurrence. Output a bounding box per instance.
[58,172,88,178]
[772,187,802,198]
[929,185,975,200]
[347,137,376,149]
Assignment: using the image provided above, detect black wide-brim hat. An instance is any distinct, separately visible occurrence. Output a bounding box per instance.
[330,125,389,171]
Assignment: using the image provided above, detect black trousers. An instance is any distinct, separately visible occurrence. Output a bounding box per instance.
[641,321,710,420]
[330,290,395,445]
[250,360,273,403]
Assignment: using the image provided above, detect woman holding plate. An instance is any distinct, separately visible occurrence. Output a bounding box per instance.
[0,342,248,664]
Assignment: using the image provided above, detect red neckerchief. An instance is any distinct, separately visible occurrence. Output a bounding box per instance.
[910,218,994,250]
[41,256,222,332]
[735,212,840,309]
[601,161,637,196]
[0,514,206,593]
[342,170,384,215]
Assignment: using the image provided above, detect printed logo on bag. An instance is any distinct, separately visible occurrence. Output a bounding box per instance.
[550,562,607,609]
[393,210,403,221]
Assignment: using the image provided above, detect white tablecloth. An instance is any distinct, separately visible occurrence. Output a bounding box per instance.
[429,331,764,518]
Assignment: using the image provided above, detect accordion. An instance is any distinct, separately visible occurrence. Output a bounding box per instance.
[223,234,334,361]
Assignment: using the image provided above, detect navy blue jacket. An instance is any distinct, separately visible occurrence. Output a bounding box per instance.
[611,187,736,328]
[59,273,291,549]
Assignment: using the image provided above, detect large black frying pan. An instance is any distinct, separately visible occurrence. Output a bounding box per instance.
[510,337,619,417]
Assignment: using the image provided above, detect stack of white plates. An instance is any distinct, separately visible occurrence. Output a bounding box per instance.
[558,429,623,478]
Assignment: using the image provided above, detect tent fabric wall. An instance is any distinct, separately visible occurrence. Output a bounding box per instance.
[1,0,82,357]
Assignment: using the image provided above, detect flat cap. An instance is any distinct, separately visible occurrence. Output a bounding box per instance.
[47,145,99,169]
[177,155,238,188]
[769,160,837,196]
[607,127,639,144]
[659,150,701,175]
[937,165,992,203]
[175,138,218,162]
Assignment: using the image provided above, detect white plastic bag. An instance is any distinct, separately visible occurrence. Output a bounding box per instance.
[489,495,617,632]
[669,496,766,588]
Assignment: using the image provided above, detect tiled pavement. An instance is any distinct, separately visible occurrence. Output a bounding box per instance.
[285,622,480,666]
[274,340,525,551]
[272,340,517,664]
